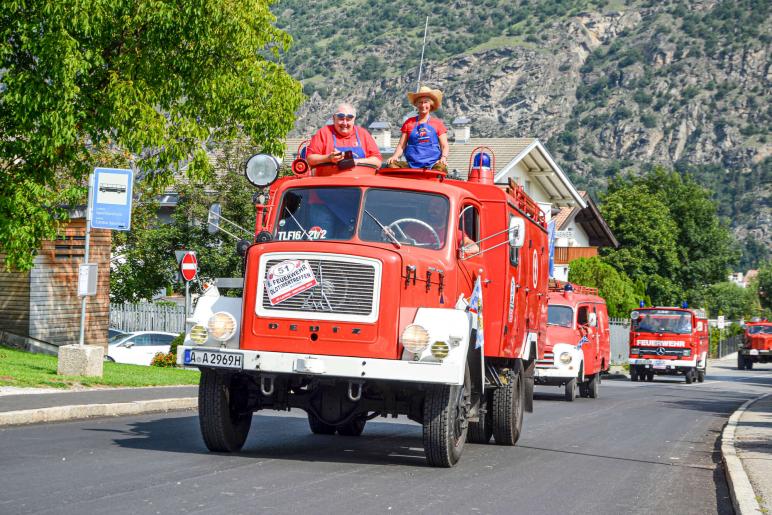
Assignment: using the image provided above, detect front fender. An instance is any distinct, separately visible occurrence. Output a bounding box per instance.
[186,289,243,349]
[552,343,584,380]
[408,308,472,386]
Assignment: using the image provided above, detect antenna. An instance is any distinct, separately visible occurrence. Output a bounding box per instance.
[416,16,429,91]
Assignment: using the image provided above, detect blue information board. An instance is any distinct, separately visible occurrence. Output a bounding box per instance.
[90,168,134,231]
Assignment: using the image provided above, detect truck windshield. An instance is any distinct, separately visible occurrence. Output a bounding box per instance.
[274,188,361,241]
[632,309,692,334]
[358,189,449,249]
[548,305,573,327]
[748,325,772,335]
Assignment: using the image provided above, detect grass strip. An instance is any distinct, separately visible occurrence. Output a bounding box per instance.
[0,345,199,389]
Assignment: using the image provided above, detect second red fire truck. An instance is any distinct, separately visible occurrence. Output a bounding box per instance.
[536,281,610,401]
[628,306,709,383]
[738,320,772,370]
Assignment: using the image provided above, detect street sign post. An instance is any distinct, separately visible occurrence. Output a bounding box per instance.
[90,168,134,230]
[178,251,198,316]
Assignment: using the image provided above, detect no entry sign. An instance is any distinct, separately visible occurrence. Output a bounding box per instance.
[180,251,198,282]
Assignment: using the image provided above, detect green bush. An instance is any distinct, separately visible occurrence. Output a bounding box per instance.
[151,352,177,368]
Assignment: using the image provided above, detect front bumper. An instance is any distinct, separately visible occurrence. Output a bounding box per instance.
[178,345,466,385]
[629,357,697,369]
[740,349,772,356]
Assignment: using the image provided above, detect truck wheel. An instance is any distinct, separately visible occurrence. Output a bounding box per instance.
[746,360,753,370]
[493,367,525,446]
[685,369,694,384]
[423,365,470,467]
[588,373,600,399]
[467,392,493,444]
[564,377,577,402]
[198,369,252,452]
[308,412,336,435]
[646,371,654,382]
[697,364,706,383]
[737,353,745,370]
[337,416,367,436]
[630,367,638,382]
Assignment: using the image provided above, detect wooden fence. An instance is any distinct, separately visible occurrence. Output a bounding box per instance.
[110,303,186,334]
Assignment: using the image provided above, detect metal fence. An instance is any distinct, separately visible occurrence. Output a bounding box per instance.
[713,334,742,359]
[609,318,630,365]
[110,303,186,334]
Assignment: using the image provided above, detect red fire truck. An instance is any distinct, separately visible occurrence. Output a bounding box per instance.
[178,153,549,467]
[628,306,709,383]
[535,282,610,401]
[738,320,772,370]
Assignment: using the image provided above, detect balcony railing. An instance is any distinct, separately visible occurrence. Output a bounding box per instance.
[553,246,598,264]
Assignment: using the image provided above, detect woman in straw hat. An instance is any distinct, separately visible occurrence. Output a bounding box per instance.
[387,86,449,171]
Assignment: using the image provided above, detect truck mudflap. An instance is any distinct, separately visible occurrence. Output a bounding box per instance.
[534,343,583,381]
[629,357,697,369]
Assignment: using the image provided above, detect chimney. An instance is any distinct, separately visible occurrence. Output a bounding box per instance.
[452,116,471,143]
[368,121,391,150]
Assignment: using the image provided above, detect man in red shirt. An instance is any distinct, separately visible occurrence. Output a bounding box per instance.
[306,102,382,176]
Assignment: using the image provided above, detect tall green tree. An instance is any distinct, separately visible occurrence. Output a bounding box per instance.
[757,260,772,312]
[639,167,738,291]
[599,182,682,304]
[0,0,302,271]
[567,256,640,317]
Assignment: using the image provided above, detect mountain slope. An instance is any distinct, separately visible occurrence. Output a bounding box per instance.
[274,0,771,266]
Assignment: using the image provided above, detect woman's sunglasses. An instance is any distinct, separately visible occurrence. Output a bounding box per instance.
[334,113,355,121]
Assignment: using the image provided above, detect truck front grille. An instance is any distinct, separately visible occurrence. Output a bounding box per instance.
[258,254,381,322]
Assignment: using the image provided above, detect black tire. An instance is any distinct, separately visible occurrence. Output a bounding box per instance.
[747,360,753,370]
[685,369,693,384]
[337,416,367,436]
[646,371,654,382]
[737,353,745,370]
[467,392,493,444]
[308,412,336,435]
[492,367,525,446]
[564,377,577,402]
[630,367,638,382]
[697,364,706,383]
[579,381,589,398]
[422,365,471,467]
[588,373,600,399]
[198,369,252,452]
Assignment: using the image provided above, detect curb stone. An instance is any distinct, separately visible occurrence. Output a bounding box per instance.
[0,398,197,427]
[722,392,770,515]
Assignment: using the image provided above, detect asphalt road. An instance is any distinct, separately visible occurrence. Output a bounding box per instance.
[1,360,770,515]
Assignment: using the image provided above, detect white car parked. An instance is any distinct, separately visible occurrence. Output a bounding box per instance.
[107,331,178,366]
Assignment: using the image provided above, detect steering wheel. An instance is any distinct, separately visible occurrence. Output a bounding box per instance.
[386,218,441,248]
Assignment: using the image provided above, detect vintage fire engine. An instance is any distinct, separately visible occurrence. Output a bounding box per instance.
[738,320,772,370]
[628,306,709,383]
[178,150,549,467]
[535,281,610,401]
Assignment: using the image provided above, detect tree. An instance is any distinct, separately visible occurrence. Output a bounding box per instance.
[1,0,303,271]
[639,167,738,291]
[567,256,640,317]
[757,260,772,312]
[690,282,755,320]
[111,139,258,303]
[599,183,682,304]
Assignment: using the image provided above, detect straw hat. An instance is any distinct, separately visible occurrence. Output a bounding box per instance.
[407,86,443,111]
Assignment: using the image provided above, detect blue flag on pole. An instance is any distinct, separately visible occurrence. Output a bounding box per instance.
[548,219,556,278]
[467,277,484,350]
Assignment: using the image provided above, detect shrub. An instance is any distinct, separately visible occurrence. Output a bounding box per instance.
[151,352,177,368]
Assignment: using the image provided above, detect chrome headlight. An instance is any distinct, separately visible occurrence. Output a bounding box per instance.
[559,352,572,364]
[683,348,691,357]
[630,347,640,355]
[207,312,237,341]
[190,324,208,345]
[401,324,430,354]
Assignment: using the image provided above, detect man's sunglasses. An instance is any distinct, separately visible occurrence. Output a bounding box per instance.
[334,113,355,121]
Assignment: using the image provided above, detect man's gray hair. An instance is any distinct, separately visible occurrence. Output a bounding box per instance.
[334,102,356,117]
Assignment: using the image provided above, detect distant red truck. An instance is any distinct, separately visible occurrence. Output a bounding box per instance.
[738,321,772,370]
[535,282,610,401]
[628,307,709,383]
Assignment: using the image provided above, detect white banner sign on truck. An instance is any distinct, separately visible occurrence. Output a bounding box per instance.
[265,259,318,305]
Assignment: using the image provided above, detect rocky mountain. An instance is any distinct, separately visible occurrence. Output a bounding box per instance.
[274,0,771,268]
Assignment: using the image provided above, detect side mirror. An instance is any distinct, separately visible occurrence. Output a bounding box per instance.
[696,321,703,331]
[123,342,134,348]
[588,313,597,328]
[509,217,525,248]
[207,203,221,235]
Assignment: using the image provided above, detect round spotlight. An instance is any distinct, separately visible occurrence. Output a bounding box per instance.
[207,312,237,341]
[245,154,280,187]
[401,324,430,354]
[190,324,208,345]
